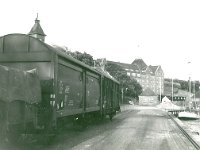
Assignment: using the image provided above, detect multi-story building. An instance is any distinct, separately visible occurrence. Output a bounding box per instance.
[108,58,164,95]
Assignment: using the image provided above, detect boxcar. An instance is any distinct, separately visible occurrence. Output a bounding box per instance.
[0,34,120,136]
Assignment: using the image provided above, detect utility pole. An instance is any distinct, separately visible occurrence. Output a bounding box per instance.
[188,61,192,111]
[159,76,162,102]
[172,78,173,102]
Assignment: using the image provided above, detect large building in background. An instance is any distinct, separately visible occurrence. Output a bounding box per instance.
[108,58,164,96]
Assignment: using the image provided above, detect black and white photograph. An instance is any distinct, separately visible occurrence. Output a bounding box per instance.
[1,0,200,149]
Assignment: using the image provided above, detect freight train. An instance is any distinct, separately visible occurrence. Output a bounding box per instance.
[0,34,121,141]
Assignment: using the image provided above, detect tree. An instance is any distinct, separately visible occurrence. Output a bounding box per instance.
[67,51,95,67]
[105,62,142,98]
[126,79,142,98]
[105,63,126,80]
[165,78,200,93]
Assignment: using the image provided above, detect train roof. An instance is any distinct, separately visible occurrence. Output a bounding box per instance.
[0,34,119,83]
[0,34,98,71]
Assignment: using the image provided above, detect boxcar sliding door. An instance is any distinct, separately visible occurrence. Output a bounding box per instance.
[85,72,101,112]
[56,63,83,117]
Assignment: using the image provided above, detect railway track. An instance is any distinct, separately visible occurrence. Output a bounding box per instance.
[168,114,200,150]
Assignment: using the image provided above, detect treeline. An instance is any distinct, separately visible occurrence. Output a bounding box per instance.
[105,62,142,99]
[53,45,95,66]
[165,78,200,93]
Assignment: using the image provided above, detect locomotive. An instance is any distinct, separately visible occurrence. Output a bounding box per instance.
[0,34,121,140]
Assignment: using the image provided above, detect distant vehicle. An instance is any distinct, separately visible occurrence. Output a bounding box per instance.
[0,34,121,141]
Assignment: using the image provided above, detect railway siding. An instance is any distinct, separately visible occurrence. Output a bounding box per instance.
[169,113,200,149]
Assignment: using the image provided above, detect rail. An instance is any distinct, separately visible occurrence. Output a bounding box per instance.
[168,114,200,150]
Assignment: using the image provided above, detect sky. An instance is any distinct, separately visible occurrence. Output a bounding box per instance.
[1,0,200,80]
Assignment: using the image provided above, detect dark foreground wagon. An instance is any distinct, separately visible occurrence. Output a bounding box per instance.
[0,34,120,140]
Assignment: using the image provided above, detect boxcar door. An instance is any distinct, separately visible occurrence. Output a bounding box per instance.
[85,72,101,113]
[56,63,83,117]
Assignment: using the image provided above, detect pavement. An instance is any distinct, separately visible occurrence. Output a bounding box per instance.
[119,104,135,112]
[120,104,159,112]
[120,104,200,149]
[69,105,198,150]
[1,105,199,150]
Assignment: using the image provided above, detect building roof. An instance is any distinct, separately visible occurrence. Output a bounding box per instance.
[149,65,159,74]
[107,59,163,76]
[140,88,157,96]
[28,18,46,36]
[131,58,147,70]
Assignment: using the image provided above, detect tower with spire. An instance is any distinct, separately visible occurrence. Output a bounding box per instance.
[28,14,46,42]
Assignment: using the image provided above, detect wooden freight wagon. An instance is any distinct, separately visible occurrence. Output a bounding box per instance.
[0,34,120,132]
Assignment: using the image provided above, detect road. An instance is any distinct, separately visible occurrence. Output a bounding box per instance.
[0,105,198,150]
